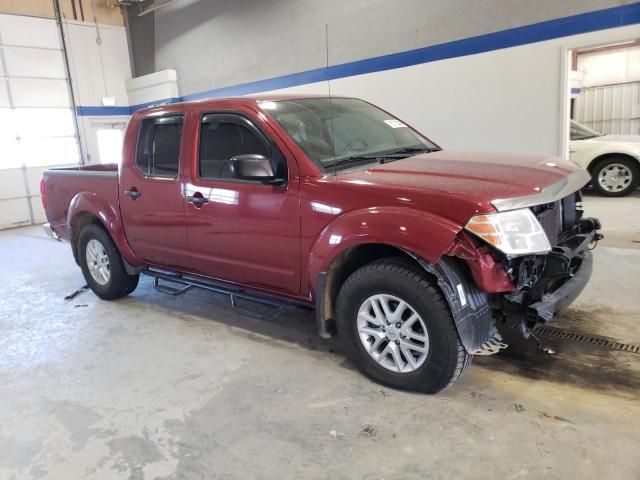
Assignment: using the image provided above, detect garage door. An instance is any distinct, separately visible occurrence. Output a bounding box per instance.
[0,13,81,229]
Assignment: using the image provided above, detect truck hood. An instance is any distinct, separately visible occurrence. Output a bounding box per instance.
[337,150,590,214]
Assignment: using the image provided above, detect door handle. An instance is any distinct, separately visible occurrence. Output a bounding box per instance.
[186,194,209,205]
[124,188,141,199]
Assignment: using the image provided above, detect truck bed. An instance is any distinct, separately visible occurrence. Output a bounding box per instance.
[42,164,119,241]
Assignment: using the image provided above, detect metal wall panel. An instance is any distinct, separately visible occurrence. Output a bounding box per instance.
[9,78,71,107]
[0,14,60,48]
[0,198,31,229]
[575,82,640,135]
[3,46,66,78]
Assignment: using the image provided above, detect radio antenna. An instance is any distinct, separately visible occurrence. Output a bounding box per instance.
[325,23,337,164]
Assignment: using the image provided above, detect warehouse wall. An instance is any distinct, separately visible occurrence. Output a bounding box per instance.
[64,20,131,163]
[146,0,635,92]
[126,0,640,158]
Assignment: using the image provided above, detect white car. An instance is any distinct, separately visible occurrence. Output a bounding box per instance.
[570,120,640,197]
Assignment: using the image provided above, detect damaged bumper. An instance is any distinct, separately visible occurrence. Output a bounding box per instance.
[528,249,592,322]
[500,217,601,328]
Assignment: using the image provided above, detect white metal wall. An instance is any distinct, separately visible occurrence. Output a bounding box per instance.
[64,20,132,165]
[0,13,80,229]
[575,82,640,135]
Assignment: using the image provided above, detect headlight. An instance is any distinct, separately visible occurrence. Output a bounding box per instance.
[465,208,551,256]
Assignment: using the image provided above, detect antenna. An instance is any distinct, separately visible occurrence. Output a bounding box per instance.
[325,23,332,98]
[325,23,337,165]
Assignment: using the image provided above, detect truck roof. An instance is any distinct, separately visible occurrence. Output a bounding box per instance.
[134,94,350,116]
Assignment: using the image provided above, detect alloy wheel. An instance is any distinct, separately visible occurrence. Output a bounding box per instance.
[598,163,632,193]
[356,294,429,373]
[86,239,111,285]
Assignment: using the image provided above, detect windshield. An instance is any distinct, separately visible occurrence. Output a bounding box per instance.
[570,120,602,140]
[262,98,439,169]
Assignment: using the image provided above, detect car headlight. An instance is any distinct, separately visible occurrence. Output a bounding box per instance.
[465,208,551,256]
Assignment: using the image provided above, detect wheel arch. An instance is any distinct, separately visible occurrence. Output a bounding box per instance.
[586,152,640,173]
[315,243,424,338]
[70,211,105,265]
[307,207,462,338]
[317,244,499,356]
[67,191,143,270]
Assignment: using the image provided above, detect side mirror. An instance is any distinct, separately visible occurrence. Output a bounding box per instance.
[229,154,285,184]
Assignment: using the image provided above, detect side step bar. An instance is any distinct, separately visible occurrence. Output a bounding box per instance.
[144,268,302,321]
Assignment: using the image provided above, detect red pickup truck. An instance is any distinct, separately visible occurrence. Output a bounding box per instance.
[42,95,601,393]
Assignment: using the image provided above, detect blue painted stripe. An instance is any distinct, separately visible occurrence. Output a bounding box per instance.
[75,97,182,116]
[130,97,182,111]
[76,3,640,116]
[76,105,132,116]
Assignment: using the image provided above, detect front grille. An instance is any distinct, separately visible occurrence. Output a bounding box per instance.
[534,201,562,246]
[531,192,581,247]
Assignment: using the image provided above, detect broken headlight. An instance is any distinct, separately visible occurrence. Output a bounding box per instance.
[464,208,551,256]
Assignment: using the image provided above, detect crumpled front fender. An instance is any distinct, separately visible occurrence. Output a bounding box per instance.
[307,206,462,296]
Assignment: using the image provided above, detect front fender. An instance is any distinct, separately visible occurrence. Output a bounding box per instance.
[67,191,142,267]
[307,206,461,294]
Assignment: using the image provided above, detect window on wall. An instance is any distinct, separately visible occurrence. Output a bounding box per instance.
[198,114,270,180]
[135,116,184,177]
[96,128,124,164]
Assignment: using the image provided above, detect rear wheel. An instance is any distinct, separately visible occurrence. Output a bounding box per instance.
[78,224,139,300]
[336,258,470,393]
[592,156,639,197]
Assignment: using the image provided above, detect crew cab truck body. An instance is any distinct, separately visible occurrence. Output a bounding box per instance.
[42,95,601,393]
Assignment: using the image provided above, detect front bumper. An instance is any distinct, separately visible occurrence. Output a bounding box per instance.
[499,217,600,327]
[528,250,592,322]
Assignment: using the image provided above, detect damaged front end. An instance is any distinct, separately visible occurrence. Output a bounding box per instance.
[452,189,602,342]
[495,193,602,336]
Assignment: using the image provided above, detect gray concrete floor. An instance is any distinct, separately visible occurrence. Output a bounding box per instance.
[1,192,639,480]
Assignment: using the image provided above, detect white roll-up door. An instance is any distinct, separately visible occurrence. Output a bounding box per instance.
[0,13,81,229]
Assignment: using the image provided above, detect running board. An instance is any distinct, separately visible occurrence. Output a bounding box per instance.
[145,269,297,321]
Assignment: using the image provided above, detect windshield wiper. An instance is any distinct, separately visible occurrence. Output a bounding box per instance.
[324,155,382,169]
[324,146,440,169]
[386,146,440,155]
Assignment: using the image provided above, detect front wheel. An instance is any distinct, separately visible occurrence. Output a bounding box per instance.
[336,258,471,394]
[592,157,639,197]
[78,224,139,300]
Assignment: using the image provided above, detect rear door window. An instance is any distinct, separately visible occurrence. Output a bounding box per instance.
[135,116,184,177]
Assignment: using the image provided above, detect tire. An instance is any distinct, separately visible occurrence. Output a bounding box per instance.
[78,224,139,300]
[336,257,470,394]
[591,156,639,197]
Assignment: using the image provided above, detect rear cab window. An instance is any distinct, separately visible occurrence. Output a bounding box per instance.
[135,115,184,177]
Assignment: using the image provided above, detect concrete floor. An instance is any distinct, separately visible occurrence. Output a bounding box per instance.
[1,192,639,480]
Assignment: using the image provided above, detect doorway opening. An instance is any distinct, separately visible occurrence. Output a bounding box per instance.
[565,40,640,197]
